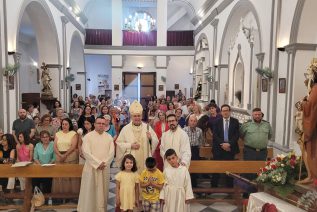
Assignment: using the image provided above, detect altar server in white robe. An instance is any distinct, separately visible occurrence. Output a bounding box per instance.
[77,116,114,212]
[160,148,194,212]
[116,100,159,172]
[160,114,191,168]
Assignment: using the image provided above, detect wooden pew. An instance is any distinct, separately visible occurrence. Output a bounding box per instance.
[188,160,265,209]
[0,161,266,211]
[0,164,83,212]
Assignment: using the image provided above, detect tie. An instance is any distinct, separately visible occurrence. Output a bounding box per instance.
[224,119,229,142]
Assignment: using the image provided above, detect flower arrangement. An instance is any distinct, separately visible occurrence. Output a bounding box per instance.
[256,152,300,196]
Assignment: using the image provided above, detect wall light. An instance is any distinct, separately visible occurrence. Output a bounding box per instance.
[277,47,285,52]
[137,64,143,69]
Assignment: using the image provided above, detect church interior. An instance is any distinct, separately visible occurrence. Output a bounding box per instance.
[0,0,317,211]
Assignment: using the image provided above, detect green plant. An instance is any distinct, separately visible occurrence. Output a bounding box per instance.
[3,63,20,76]
[256,67,274,79]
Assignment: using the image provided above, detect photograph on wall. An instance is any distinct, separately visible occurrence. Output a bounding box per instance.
[98,74,110,94]
[75,84,81,90]
[279,78,286,93]
[174,84,179,90]
[8,76,14,90]
[159,85,164,91]
[262,79,268,92]
[114,84,120,91]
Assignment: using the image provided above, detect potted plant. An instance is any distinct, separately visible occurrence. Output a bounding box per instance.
[3,63,20,77]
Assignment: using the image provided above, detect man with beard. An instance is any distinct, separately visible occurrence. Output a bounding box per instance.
[116,100,159,172]
[12,108,35,143]
[240,108,272,162]
[160,114,191,169]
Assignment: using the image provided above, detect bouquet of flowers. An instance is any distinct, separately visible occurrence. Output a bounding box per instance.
[256,152,300,196]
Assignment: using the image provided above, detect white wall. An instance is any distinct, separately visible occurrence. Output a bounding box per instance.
[84,0,112,29]
[168,14,194,31]
[18,38,40,93]
[166,56,193,98]
[85,54,112,97]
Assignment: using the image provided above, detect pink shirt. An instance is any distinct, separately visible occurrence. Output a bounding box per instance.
[17,144,31,162]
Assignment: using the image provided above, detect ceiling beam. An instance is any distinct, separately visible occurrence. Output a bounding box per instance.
[167,8,187,29]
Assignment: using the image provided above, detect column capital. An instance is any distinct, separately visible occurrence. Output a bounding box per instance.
[256,52,265,62]
[61,16,69,24]
[210,18,219,27]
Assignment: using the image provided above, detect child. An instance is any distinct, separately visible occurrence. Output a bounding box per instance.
[159,149,194,212]
[115,154,139,212]
[139,157,164,212]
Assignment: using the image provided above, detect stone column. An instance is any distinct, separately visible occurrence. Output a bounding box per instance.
[255,52,265,107]
[211,19,219,100]
[157,0,167,46]
[112,0,123,46]
[61,16,69,111]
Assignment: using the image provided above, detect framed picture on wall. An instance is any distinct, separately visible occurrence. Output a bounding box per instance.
[159,85,164,91]
[262,79,268,92]
[174,84,179,90]
[114,84,120,91]
[279,78,286,93]
[75,84,81,90]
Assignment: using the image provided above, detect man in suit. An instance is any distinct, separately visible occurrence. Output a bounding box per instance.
[211,104,240,188]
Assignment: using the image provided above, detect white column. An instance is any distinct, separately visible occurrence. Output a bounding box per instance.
[61,16,69,111]
[157,0,167,46]
[112,0,122,46]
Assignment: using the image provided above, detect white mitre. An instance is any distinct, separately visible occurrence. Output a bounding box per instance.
[129,100,143,115]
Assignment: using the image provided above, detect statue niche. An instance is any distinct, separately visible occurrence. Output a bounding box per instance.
[232,46,245,108]
[40,62,53,98]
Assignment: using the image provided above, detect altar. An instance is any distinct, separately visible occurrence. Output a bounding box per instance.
[247,192,305,212]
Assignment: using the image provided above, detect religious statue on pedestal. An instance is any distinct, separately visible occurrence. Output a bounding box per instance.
[298,58,317,184]
[40,62,53,98]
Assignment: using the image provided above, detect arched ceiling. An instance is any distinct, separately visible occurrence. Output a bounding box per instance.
[72,0,209,28]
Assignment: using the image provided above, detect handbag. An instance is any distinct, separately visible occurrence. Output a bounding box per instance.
[31,186,45,207]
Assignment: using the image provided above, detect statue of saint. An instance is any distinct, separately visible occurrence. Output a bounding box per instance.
[41,62,53,97]
[300,58,317,184]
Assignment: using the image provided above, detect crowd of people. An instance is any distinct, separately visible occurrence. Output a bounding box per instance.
[0,91,272,212]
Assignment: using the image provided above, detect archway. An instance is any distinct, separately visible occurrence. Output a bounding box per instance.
[218,0,262,111]
[69,31,85,109]
[16,0,60,113]
[194,33,210,101]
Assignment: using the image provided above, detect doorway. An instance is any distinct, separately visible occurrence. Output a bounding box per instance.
[122,72,156,106]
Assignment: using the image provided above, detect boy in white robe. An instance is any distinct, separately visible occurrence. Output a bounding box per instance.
[159,149,194,212]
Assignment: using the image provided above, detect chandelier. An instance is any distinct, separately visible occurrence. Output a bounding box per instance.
[124,11,156,32]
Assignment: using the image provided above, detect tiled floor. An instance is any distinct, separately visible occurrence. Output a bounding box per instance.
[1,167,239,212]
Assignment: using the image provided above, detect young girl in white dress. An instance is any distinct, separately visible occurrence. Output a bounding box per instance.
[115,154,140,212]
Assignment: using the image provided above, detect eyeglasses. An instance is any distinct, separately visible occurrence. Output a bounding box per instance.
[41,136,50,139]
[95,123,106,125]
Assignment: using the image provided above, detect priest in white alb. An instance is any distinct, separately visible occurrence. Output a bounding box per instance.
[116,100,159,172]
[160,114,191,168]
[77,116,114,212]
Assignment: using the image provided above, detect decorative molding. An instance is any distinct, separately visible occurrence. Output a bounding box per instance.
[112,66,123,69]
[85,45,194,51]
[285,43,317,52]
[190,0,218,26]
[77,72,86,75]
[255,52,265,62]
[210,18,219,27]
[218,0,263,65]
[194,0,234,35]
[48,0,85,34]
[289,0,306,44]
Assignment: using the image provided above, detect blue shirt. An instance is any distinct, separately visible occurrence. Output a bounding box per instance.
[106,125,116,137]
[178,117,186,128]
[33,142,56,164]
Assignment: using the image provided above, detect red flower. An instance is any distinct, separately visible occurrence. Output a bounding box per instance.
[266,161,271,166]
[290,159,296,167]
[314,179,317,186]
[271,164,277,169]
[263,167,268,172]
[290,154,296,160]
